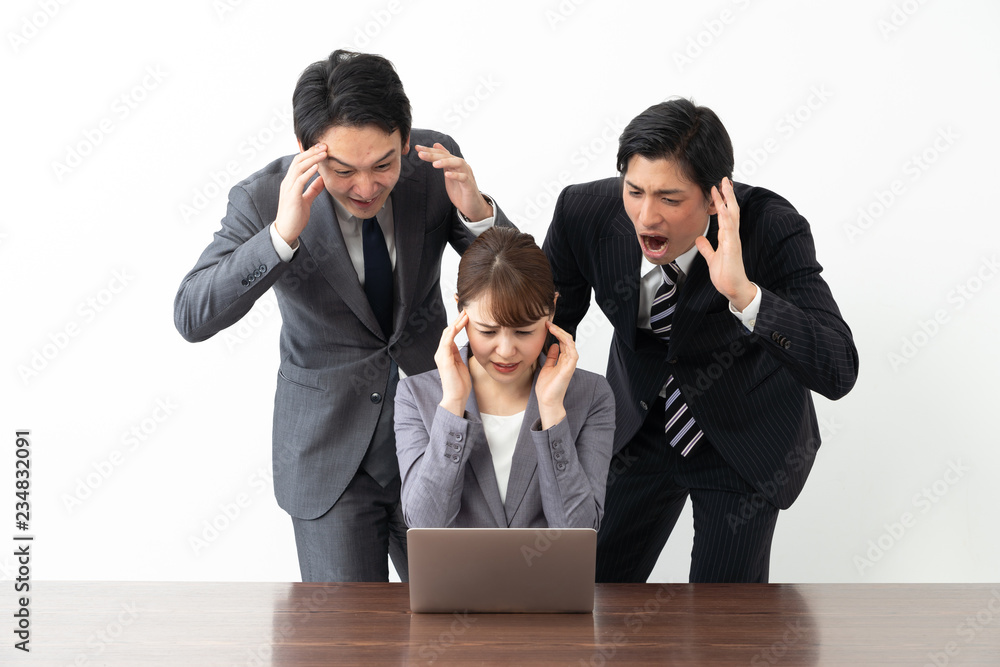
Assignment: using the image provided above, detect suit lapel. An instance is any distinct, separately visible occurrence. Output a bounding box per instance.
[298,188,386,339]
[669,217,720,358]
[459,348,509,528]
[389,170,426,345]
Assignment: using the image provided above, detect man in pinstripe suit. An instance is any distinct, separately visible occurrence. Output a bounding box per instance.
[542,99,858,583]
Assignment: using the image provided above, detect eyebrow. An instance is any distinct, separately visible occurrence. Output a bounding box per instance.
[327,148,396,169]
[624,179,685,196]
[472,319,539,329]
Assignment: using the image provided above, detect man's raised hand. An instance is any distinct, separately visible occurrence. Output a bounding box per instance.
[274,143,328,246]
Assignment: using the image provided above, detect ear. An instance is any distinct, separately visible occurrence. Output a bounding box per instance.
[297,138,305,153]
[454,293,459,304]
[401,133,410,155]
[705,187,719,216]
[550,292,559,321]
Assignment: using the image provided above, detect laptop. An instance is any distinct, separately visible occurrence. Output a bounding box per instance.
[407,527,596,613]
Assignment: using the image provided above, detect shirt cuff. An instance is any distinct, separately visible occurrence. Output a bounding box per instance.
[269,222,298,262]
[456,193,496,236]
[729,282,761,331]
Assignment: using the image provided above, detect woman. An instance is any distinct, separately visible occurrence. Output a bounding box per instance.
[394,227,615,529]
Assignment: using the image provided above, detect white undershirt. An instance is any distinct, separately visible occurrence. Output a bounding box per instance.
[479,410,524,504]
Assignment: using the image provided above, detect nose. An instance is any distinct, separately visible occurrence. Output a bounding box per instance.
[354,172,378,199]
[496,332,516,359]
[638,195,659,228]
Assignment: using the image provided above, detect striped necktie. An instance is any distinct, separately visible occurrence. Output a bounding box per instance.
[650,262,703,457]
[361,216,393,337]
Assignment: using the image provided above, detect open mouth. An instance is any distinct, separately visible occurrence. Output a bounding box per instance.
[641,234,669,258]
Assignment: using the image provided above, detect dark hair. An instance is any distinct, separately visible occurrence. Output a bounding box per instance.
[292,49,412,149]
[456,228,556,328]
[617,98,734,200]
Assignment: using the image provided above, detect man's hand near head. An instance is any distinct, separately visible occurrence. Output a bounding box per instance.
[273,142,329,247]
[416,142,493,223]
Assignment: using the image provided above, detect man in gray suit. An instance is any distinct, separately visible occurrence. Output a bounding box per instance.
[174,50,511,582]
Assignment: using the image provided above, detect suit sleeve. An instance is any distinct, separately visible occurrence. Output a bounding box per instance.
[394,378,476,528]
[746,207,859,400]
[543,187,593,338]
[173,184,286,342]
[530,377,615,529]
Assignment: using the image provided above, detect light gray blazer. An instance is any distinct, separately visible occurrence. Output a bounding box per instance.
[394,346,616,529]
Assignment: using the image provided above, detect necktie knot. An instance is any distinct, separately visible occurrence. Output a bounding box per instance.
[659,261,680,286]
[650,262,681,342]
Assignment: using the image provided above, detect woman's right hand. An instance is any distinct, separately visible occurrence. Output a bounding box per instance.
[435,310,472,416]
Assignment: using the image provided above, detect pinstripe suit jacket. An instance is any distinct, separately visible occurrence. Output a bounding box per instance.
[542,178,858,509]
[174,129,511,520]
[394,347,616,528]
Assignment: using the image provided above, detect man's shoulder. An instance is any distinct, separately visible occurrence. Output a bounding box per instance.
[735,181,801,220]
[550,178,625,235]
[234,155,294,194]
[408,127,454,148]
[563,177,621,200]
[397,128,457,189]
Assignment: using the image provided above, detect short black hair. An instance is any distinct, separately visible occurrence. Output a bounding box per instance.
[292,49,412,149]
[617,98,734,200]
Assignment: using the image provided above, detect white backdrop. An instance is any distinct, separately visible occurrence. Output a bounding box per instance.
[3,0,998,587]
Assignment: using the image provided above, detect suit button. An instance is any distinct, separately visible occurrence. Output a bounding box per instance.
[451,454,460,463]
[782,339,791,349]
[552,440,561,449]
[454,433,463,442]
[554,452,563,461]
[556,462,566,471]
[247,274,255,283]
[640,401,648,411]
[370,392,382,404]
[667,358,678,364]
[241,279,249,286]
[259,264,266,272]
[771,332,781,342]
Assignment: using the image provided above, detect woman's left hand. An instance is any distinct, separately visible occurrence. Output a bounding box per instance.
[535,322,577,429]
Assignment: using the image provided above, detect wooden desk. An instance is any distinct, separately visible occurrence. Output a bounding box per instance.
[17,582,1000,665]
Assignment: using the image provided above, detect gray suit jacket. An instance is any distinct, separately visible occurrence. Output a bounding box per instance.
[394,347,616,529]
[174,129,511,519]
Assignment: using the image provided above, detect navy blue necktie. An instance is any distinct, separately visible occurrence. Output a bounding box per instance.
[650,262,703,457]
[362,216,393,337]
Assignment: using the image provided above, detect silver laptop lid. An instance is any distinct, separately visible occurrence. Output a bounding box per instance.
[407,528,596,613]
